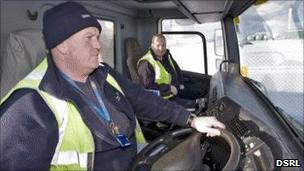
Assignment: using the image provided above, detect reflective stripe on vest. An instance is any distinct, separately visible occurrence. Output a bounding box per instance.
[138,51,175,99]
[40,91,95,171]
[1,57,146,170]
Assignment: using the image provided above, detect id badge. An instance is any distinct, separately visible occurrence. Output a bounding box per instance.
[115,133,131,147]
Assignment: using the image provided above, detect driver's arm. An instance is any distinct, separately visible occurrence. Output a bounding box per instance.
[108,67,225,136]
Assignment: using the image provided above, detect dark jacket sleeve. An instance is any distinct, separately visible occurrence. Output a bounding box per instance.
[137,60,171,96]
[0,89,58,171]
[108,68,190,127]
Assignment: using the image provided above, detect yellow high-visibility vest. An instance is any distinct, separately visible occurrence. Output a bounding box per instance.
[138,50,176,99]
[1,58,146,171]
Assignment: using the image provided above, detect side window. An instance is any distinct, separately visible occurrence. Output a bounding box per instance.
[237,1,303,134]
[97,19,115,67]
[162,19,223,75]
[163,33,205,74]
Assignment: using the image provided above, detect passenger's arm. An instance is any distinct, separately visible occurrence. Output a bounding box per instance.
[0,89,58,170]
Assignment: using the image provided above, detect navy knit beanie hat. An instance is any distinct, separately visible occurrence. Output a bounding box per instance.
[43,2,101,49]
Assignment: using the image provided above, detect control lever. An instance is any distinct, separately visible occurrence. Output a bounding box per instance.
[195,97,208,115]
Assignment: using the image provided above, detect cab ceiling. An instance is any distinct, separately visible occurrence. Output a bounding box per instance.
[112,0,255,23]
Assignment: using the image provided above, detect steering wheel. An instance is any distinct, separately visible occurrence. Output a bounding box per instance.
[131,128,240,171]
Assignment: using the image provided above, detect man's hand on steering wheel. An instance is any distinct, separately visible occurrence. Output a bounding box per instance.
[190,116,226,137]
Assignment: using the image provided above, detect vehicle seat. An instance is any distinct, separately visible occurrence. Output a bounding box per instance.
[125,37,143,84]
[0,29,47,98]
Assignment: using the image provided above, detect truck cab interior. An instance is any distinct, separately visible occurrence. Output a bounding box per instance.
[1,0,303,170]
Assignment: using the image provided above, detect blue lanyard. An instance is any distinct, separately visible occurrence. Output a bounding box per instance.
[90,80,111,122]
[60,72,131,147]
[61,72,112,123]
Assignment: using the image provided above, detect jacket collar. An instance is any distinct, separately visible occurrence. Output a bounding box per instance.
[39,54,67,100]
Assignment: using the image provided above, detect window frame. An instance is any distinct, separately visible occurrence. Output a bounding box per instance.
[96,17,116,68]
[161,31,208,75]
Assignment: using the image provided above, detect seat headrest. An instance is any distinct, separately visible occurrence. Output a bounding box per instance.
[125,38,142,83]
[0,29,47,98]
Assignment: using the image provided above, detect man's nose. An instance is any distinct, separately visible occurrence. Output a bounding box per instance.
[93,38,101,50]
[159,46,164,51]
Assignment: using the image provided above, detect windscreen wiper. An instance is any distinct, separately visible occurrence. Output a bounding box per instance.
[247,78,269,95]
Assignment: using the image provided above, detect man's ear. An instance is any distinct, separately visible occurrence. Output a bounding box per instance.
[55,41,68,55]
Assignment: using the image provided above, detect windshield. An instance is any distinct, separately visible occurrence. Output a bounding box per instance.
[237,1,303,137]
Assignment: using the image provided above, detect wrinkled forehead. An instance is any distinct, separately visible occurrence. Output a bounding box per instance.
[80,27,100,35]
[67,27,100,41]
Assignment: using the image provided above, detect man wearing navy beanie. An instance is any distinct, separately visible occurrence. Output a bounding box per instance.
[0,1,225,171]
[43,2,101,49]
